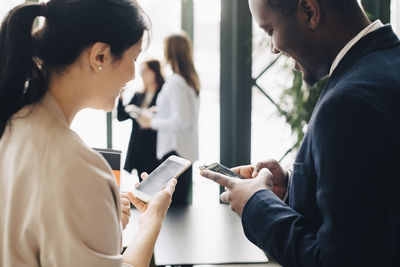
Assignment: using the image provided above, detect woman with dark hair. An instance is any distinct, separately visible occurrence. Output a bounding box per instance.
[117,59,164,179]
[0,1,175,266]
[137,32,200,206]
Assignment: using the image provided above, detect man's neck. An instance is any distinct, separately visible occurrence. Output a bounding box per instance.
[325,14,371,72]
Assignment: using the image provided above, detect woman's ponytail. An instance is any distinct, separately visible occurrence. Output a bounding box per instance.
[0,3,46,138]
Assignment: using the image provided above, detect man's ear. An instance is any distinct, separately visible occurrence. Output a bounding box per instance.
[88,42,111,72]
[298,0,321,30]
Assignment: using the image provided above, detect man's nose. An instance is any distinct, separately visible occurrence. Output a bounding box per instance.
[270,41,280,54]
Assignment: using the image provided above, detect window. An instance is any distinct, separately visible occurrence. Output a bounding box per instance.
[0,0,24,19]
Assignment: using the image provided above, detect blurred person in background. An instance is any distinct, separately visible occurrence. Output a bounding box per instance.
[137,32,200,206]
[117,59,164,180]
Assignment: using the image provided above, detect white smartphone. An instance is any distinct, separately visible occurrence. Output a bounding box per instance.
[124,104,142,118]
[131,155,191,203]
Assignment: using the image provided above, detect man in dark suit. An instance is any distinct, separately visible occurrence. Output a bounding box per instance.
[201,0,400,266]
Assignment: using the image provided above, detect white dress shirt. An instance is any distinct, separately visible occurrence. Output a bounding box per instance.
[329,20,384,75]
[151,74,200,162]
[0,93,133,267]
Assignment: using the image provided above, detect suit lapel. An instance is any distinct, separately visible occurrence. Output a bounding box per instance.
[325,25,400,94]
[307,25,400,125]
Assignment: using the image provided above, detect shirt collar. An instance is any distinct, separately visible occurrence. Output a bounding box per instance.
[41,92,69,127]
[329,20,384,75]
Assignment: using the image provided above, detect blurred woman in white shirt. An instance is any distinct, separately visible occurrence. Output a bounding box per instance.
[137,32,200,205]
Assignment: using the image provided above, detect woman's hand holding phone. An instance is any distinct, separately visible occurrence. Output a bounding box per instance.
[127,172,177,219]
[128,172,150,212]
[123,174,177,267]
[127,155,189,227]
[120,192,131,230]
[142,178,176,221]
[130,156,191,204]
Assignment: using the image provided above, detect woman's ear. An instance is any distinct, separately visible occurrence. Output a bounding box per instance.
[88,42,111,73]
[298,0,321,30]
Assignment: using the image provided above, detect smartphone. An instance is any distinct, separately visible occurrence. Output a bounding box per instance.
[124,104,142,118]
[131,155,191,203]
[199,162,245,179]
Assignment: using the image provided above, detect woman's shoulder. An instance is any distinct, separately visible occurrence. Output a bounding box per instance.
[166,73,187,86]
[164,74,197,95]
[42,132,117,197]
[7,104,116,193]
[34,102,114,183]
[59,132,115,183]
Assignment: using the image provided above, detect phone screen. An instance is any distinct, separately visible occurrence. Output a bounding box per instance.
[201,163,245,179]
[136,159,188,196]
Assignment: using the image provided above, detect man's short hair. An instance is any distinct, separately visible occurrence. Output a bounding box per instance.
[263,0,298,16]
[264,0,360,16]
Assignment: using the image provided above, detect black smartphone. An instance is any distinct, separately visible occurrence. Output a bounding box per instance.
[199,162,245,179]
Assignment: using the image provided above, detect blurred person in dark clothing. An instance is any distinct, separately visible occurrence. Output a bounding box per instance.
[117,59,164,180]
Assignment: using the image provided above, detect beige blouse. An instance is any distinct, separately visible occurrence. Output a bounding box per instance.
[0,93,132,266]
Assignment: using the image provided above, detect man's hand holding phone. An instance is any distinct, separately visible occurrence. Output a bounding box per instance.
[253,160,289,200]
[199,162,247,179]
[199,160,290,216]
[231,164,257,179]
[229,160,289,200]
[200,167,273,217]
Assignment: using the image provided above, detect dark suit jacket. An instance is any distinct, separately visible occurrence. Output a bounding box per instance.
[117,88,161,175]
[242,25,400,266]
